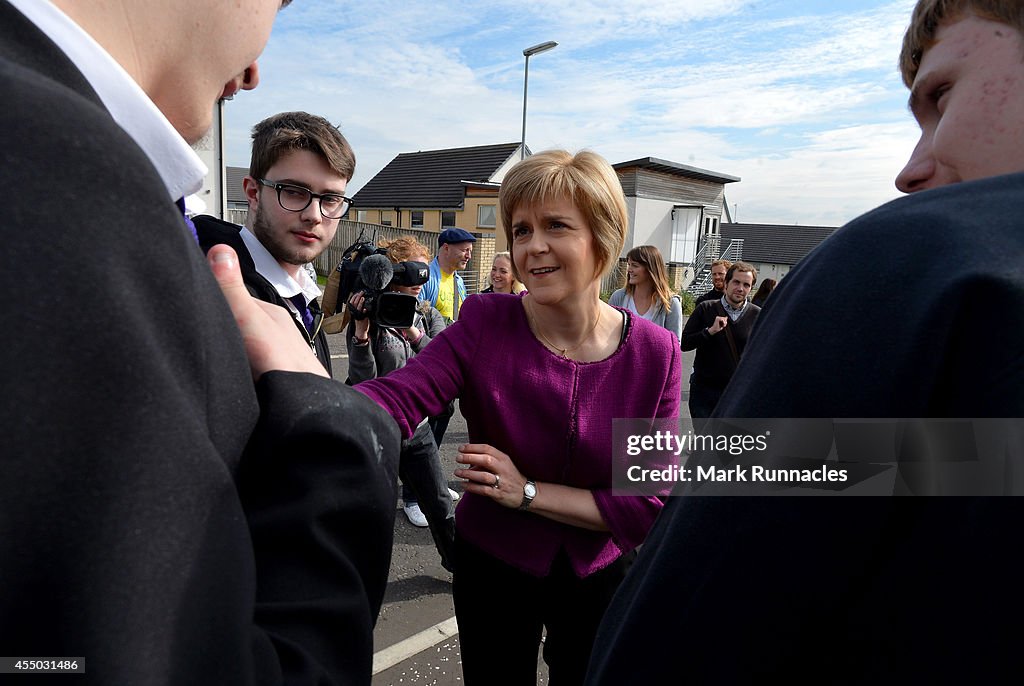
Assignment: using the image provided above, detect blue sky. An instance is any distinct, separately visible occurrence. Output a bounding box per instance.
[223,0,920,227]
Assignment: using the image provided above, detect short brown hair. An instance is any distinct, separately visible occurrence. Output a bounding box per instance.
[711,259,732,271]
[726,261,758,287]
[899,0,1024,87]
[499,150,628,280]
[249,111,356,182]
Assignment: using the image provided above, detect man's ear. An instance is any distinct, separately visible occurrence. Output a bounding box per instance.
[242,176,261,210]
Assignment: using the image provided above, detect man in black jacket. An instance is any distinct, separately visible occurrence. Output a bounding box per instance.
[586,2,1024,684]
[0,1,398,683]
[680,261,761,419]
[195,111,355,373]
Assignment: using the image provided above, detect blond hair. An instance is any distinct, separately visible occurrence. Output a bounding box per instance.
[489,252,527,294]
[499,150,628,281]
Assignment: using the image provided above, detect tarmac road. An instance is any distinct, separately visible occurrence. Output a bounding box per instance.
[324,325,695,685]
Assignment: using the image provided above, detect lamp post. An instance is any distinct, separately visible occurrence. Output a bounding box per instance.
[521,41,557,160]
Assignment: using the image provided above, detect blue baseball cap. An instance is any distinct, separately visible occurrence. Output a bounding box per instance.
[438,228,477,246]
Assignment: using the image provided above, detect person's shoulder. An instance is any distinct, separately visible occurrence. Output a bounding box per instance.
[194,215,244,250]
[835,173,1024,251]
[791,174,1024,292]
[692,299,719,315]
[608,288,627,307]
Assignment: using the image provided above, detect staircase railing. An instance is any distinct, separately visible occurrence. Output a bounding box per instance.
[686,238,744,295]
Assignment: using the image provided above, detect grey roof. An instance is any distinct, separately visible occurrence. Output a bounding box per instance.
[720,222,838,266]
[613,157,740,185]
[352,142,521,209]
[226,166,248,205]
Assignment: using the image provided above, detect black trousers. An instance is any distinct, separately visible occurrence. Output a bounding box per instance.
[453,533,633,685]
[688,379,725,420]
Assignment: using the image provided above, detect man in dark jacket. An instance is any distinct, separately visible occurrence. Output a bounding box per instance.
[586,2,1024,684]
[0,1,398,683]
[680,261,761,418]
[195,111,355,373]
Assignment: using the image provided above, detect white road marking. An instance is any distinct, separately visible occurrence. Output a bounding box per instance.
[372,616,459,675]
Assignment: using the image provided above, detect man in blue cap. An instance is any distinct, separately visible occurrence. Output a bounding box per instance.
[421,227,476,324]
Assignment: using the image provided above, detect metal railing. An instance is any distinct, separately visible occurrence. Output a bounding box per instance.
[686,238,744,295]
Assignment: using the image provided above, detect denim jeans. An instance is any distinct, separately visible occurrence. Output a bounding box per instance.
[427,403,454,448]
[399,421,456,571]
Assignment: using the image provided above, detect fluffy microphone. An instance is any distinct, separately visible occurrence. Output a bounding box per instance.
[358,254,394,291]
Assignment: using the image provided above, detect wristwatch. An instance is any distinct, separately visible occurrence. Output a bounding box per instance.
[519,480,537,510]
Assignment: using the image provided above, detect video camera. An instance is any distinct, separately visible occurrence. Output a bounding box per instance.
[351,254,429,328]
[321,235,430,330]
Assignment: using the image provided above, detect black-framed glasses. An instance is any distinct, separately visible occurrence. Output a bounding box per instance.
[257,179,353,219]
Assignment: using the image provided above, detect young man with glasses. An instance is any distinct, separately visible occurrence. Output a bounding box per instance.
[195,111,356,372]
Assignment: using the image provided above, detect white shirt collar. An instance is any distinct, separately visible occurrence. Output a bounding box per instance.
[240,228,322,305]
[9,0,207,202]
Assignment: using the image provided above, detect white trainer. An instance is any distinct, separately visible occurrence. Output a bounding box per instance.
[448,488,461,502]
[403,502,428,528]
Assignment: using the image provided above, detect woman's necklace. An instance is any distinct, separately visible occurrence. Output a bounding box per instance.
[527,299,602,358]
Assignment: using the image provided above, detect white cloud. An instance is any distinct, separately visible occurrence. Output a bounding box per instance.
[224,0,923,226]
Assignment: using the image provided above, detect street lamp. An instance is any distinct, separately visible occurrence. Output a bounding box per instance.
[521,41,558,160]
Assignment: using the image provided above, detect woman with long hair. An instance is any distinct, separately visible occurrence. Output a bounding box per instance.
[481,251,526,294]
[608,245,682,343]
[751,277,777,307]
[355,150,681,684]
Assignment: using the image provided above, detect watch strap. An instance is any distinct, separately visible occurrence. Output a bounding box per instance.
[519,480,536,510]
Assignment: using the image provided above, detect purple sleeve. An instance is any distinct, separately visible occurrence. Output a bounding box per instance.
[355,297,483,439]
[592,333,683,549]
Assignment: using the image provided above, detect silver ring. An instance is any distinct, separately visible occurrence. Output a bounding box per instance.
[492,474,501,490]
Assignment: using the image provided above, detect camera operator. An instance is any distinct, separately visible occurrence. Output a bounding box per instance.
[347,236,456,571]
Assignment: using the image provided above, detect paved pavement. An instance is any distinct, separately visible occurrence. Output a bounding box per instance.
[325,325,696,685]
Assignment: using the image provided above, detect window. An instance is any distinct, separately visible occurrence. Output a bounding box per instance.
[380,210,393,227]
[441,211,456,228]
[356,210,368,223]
[411,211,424,228]
[477,205,496,229]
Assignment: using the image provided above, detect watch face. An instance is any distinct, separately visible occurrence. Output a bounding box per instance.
[524,482,537,498]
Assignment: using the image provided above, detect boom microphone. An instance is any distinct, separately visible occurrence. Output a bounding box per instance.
[358,254,394,291]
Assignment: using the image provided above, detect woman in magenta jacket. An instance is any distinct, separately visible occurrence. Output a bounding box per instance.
[357,150,681,685]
